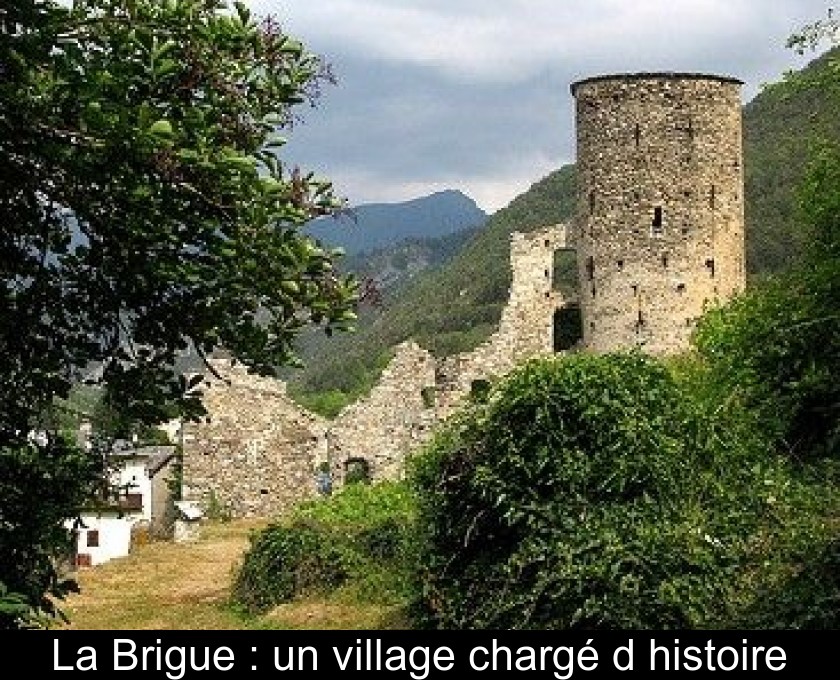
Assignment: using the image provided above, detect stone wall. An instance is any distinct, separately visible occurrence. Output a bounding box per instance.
[182,358,326,518]
[328,341,438,484]
[571,73,746,354]
[181,226,575,516]
[436,224,571,415]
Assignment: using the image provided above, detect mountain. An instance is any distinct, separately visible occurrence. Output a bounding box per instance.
[743,47,840,275]
[287,167,577,405]
[340,227,481,293]
[288,48,840,409]
[306,189,487,255]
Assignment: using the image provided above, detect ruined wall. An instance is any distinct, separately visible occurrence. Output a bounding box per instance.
[181,73,751,518]
[571,73,746,354]
[182,358,326,518]
[436,224,571,414]
[328,341,438,483]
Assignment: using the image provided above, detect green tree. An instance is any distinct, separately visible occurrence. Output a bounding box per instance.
[0,0,356,627]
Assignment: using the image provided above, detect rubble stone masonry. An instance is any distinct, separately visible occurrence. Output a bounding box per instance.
[572,73,745,354]
[181,359,326,517]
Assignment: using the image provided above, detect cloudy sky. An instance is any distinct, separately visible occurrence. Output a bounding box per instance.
[248,1,833,212]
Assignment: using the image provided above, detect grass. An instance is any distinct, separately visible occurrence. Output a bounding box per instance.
[56,519,406,630]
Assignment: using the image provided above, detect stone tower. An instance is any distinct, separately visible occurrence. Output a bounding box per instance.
[571,73,746,354]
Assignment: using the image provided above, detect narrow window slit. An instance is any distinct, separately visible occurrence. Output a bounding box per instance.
[651,206,664,236]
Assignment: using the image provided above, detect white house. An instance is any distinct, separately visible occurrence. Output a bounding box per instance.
[69,445,178,567]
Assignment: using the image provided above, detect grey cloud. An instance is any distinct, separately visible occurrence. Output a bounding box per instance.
[255,0,833,210]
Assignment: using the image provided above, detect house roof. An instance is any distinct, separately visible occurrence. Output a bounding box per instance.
[144,447,178,477]
[106,445,176,477]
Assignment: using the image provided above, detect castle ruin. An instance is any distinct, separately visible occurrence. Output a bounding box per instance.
[182,73,746,517]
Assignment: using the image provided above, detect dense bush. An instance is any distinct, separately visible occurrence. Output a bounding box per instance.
[410,353,790,629]
[693,260,839,459]
[233,482,415,614]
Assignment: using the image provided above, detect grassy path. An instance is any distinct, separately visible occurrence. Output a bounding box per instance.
[58,519,405,630]
[59,520,265,629]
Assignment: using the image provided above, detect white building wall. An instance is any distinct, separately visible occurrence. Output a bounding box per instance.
[73,515,135,566]
[113,457,153,522]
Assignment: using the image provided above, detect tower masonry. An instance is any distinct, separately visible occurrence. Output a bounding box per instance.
[571,73,746,354]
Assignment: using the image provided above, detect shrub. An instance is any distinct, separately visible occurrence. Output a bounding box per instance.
[693,259,839,459]
[410,353,788,629]
[232,482,415,614]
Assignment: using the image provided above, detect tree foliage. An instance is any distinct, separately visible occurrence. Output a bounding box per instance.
[0,0,356,627]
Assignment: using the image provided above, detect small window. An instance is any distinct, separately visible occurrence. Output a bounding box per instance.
[651,207,664,236]
[470,379,491,404]
[586,256,595,280]
[544,269,550,279]
[591,284,596,299]
[589,191,596,214]
[705,258,715,277]
[617,259,624,270]
[676,283,686,293]
[686,116,695,142]
[662,254,668,268]
[544,239,551,248]
[634,123,641,147]
[344,458,371,485]
[87,530,100,548]
[631,284,638,295]
[635,311,645,334]
[260,489,269,495]
[709,185,716,209]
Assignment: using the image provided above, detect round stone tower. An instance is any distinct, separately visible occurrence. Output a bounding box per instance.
[570,73,745,354]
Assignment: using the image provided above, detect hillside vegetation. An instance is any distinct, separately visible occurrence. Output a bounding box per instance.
[744,47,840,274]
[288,166,577,402]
